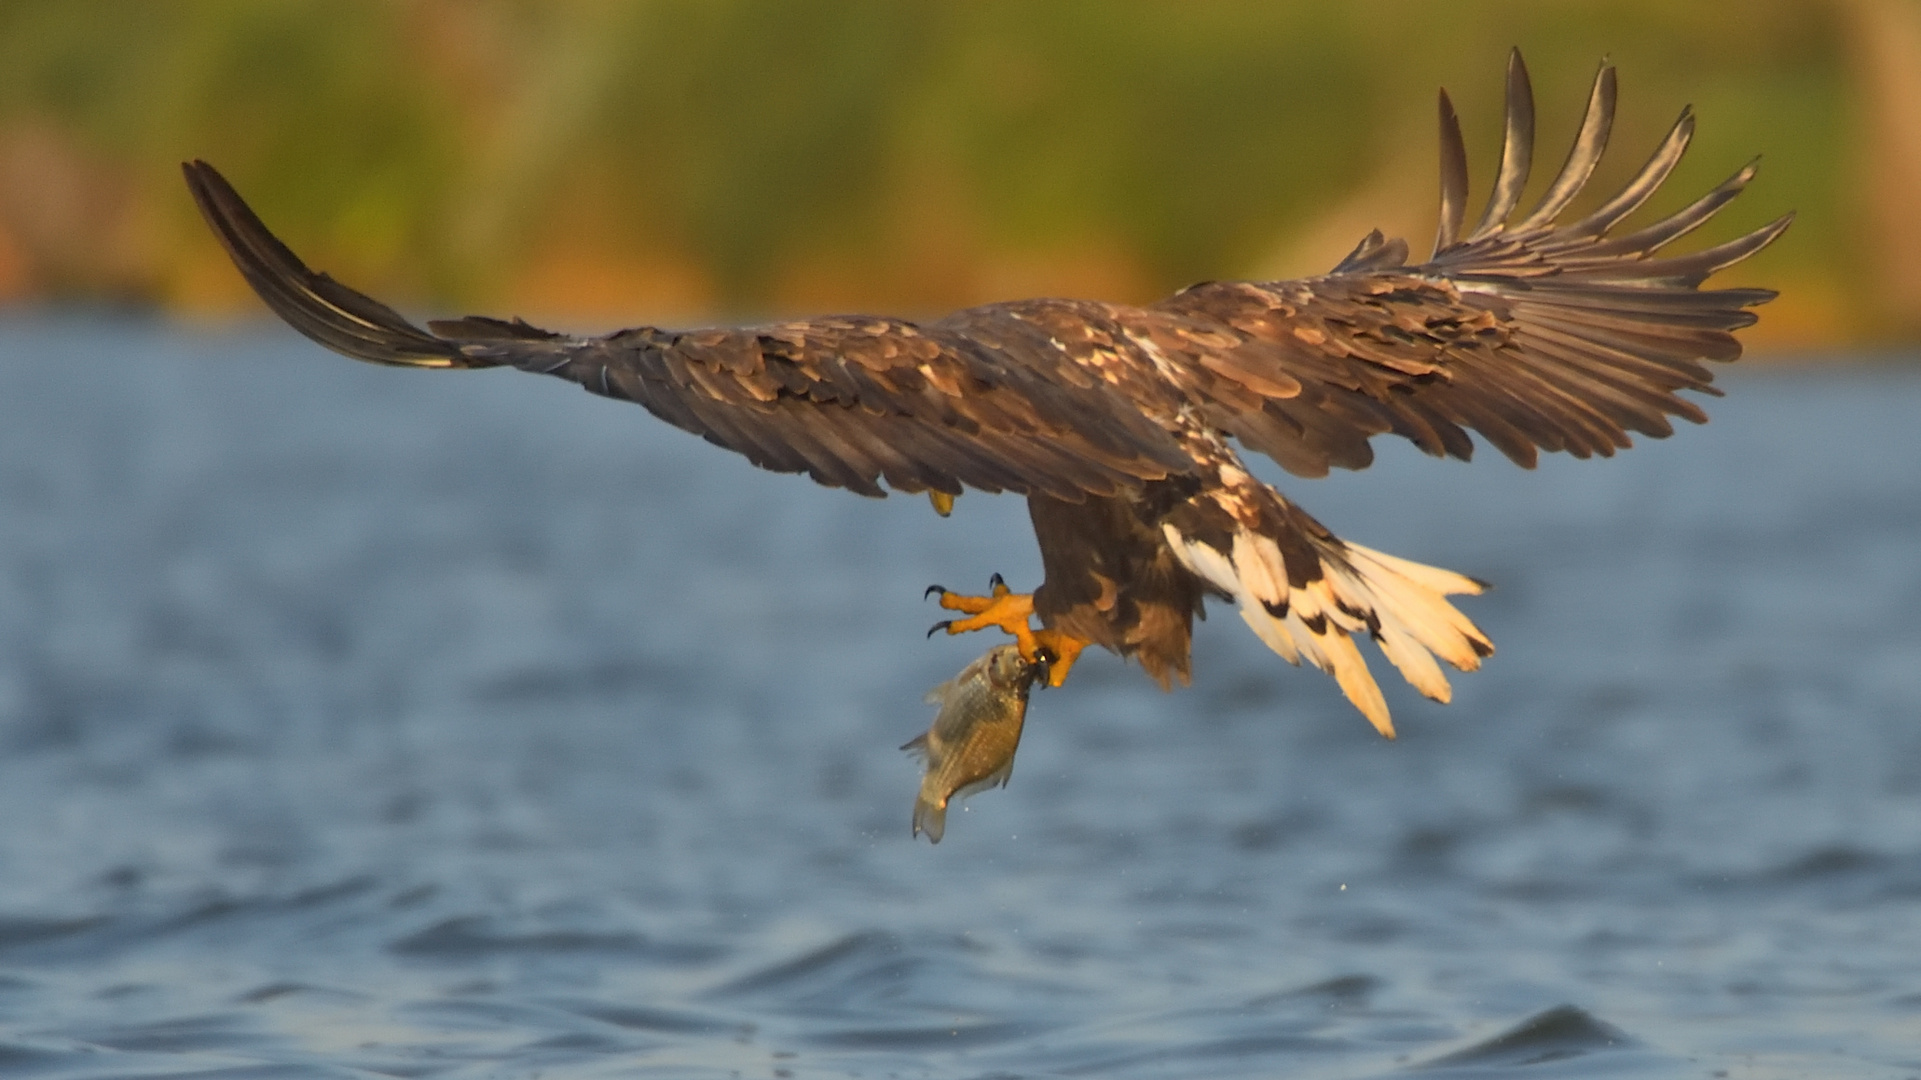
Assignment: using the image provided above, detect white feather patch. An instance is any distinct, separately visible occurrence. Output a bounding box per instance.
[1165,521,1394,736]
[1164,513,1491,741]
[1230,530,1288,610]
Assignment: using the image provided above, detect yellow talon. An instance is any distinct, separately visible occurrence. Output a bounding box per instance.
[928,490,956,516]
[937,588,1037,653]
[1033,629,1087,687]
[929,578,1091,687]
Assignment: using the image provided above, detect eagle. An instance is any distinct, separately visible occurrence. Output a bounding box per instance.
[184,51,1786,738]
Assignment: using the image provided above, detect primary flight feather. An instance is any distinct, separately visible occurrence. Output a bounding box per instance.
[186,51,1787,737]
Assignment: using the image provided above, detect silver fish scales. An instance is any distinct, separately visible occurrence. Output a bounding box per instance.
[902,644,1043,843]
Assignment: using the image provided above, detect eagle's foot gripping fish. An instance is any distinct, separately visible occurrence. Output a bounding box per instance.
[925,574,1088,686]
[903,643,1045,843]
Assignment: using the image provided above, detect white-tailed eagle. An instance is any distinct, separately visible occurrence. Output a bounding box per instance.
[185,51,1786,737]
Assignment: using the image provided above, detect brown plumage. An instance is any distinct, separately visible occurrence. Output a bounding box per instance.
[183,51,1786,737]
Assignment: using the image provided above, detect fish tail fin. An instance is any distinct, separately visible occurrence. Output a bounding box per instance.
[912,795,947,844]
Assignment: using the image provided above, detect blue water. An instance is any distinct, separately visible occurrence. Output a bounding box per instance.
[0,313,1918,1078]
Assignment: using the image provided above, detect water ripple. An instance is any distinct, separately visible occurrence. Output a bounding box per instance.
[1413,1005,1639,1073]
[0,322,1914,1077]
[387,916,721,964]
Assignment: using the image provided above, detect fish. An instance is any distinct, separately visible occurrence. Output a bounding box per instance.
[902,643,1044,843]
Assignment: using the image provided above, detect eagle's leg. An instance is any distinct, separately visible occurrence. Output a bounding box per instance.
[926,575,1090,688]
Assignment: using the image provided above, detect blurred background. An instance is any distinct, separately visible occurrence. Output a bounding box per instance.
[5,5,1921,1076]
[0,0,1911,347]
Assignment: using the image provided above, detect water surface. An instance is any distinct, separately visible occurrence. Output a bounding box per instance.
[0,314,1917,1077]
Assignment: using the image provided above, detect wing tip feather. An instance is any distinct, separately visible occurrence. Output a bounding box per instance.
[183,159,472,369]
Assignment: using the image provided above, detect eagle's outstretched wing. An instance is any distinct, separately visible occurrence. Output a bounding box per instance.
[1147,50,1790,478]
[189,52,1781,502]
[184,159,1196,503]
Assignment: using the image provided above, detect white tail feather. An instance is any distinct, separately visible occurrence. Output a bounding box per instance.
[1164,515,1492,739]
[1344,542,1485,596]
[1228,531,1287,607]
[1344,543,1490,671]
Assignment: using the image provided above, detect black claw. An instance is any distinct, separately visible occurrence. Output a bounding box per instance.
[989,572,1006,591]
[925,584,948,601]
[926,620,952,639]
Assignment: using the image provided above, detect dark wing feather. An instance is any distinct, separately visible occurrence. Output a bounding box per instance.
[1464,48,1534,243]
[186,49,1781,492]
[184,160,1196,502]
[1433,90,1470,254]
[1509,63,1614,233]
[184,161,479,367]
[1151,50,1789,475]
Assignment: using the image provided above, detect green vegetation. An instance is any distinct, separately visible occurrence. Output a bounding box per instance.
[0,2,1900,347]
